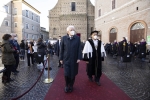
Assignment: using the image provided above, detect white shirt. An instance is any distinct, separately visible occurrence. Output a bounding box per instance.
[59,40,61,46]
[82,40,107,58]
[93,39,98,50]
[33,45,37,52]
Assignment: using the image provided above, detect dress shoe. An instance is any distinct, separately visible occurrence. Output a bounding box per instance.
[3,78,14,83]
[45,67,52,70]
[13,72,18,75]
[15,70,19,73]
[64,87,69,93]
[88,77,93,82]
[69,87,73,92]
[2,80,7,83]
[7,78,14,82]
[96,82,101,86]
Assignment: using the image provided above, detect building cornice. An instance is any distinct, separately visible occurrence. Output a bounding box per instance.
[12,0,41,14]
[95,7,150,27]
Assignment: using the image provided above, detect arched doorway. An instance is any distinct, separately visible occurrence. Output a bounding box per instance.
[109,28,117,42]
[130,22,145,43]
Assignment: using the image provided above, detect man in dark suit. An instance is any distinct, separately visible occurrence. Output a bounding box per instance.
[54,36,62,68]
[59,25,81,93]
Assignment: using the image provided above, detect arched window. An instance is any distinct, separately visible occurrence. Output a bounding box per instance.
[110,28,117,33]
[131,22,144,30]
[130,22,145,43]
[109,28,117,42]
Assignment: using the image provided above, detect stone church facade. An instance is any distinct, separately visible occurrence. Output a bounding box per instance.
[49,0,95,40]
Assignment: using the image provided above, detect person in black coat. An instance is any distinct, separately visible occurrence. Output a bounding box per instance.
[112,40,118,58]
[37,38,46,64]
[118,37,128,61]
[48,42,53,56]
[10,34,20,74]
[59,25,81,93]
[26,41,34,67]
[54,36,62,67]
[105,42,111,54]
[139,39,147,61]
[128,41,134,55]
[20,40,25,61]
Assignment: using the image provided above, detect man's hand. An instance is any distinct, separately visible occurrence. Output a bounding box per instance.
[60,60,63,64]
[77,60,80,63]
[17,50,19,53]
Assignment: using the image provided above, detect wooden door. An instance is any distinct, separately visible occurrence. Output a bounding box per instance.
[109,33,116,43]
[130,29,145,43]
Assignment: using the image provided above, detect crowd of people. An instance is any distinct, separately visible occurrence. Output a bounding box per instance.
[1,25,148,95]
[0,33,57,83]
[104,37,148,62]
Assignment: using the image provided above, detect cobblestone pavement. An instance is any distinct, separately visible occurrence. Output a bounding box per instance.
[102,55,150,100]
[0,55,59,100]
[0,55,150,100]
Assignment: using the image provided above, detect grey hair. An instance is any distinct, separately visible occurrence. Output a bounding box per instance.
[66,25,75,32]
[10,33,17,36]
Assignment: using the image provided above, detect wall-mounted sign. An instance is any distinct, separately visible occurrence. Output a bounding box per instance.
[147,36,150,45]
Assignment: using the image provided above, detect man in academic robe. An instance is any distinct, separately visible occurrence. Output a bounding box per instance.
[128,41,134,55]
[118,37,128,61]
[112,40,118,55]
[139,39,147,61]
[82,31,106,86]
[59,25,81,93]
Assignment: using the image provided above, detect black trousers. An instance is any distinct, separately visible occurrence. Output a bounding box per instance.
[27,53,34,66]
[58,60,63,67]
[3,65,13,81]
[65,76,75,87]
[87,63,101,82]
[88,75,100,82]
[12,54,19,72]
[33,52,38,63]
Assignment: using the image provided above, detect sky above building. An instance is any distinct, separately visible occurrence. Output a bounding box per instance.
[25,0,95,31]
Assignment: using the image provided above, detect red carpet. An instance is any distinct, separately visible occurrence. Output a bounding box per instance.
[45,61,131,100]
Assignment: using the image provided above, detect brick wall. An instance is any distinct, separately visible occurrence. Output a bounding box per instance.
[95,0,150,43]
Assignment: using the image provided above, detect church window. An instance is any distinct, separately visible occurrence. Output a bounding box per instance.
[71,2,76,11]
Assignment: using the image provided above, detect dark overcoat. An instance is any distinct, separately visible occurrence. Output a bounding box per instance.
[139,42,146,58]
[1,40,16,65]
[37,41,46,55]
[112,42,118,55]
[54,40,61,57]
[118,40,128,57]
[59,35,81,79]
